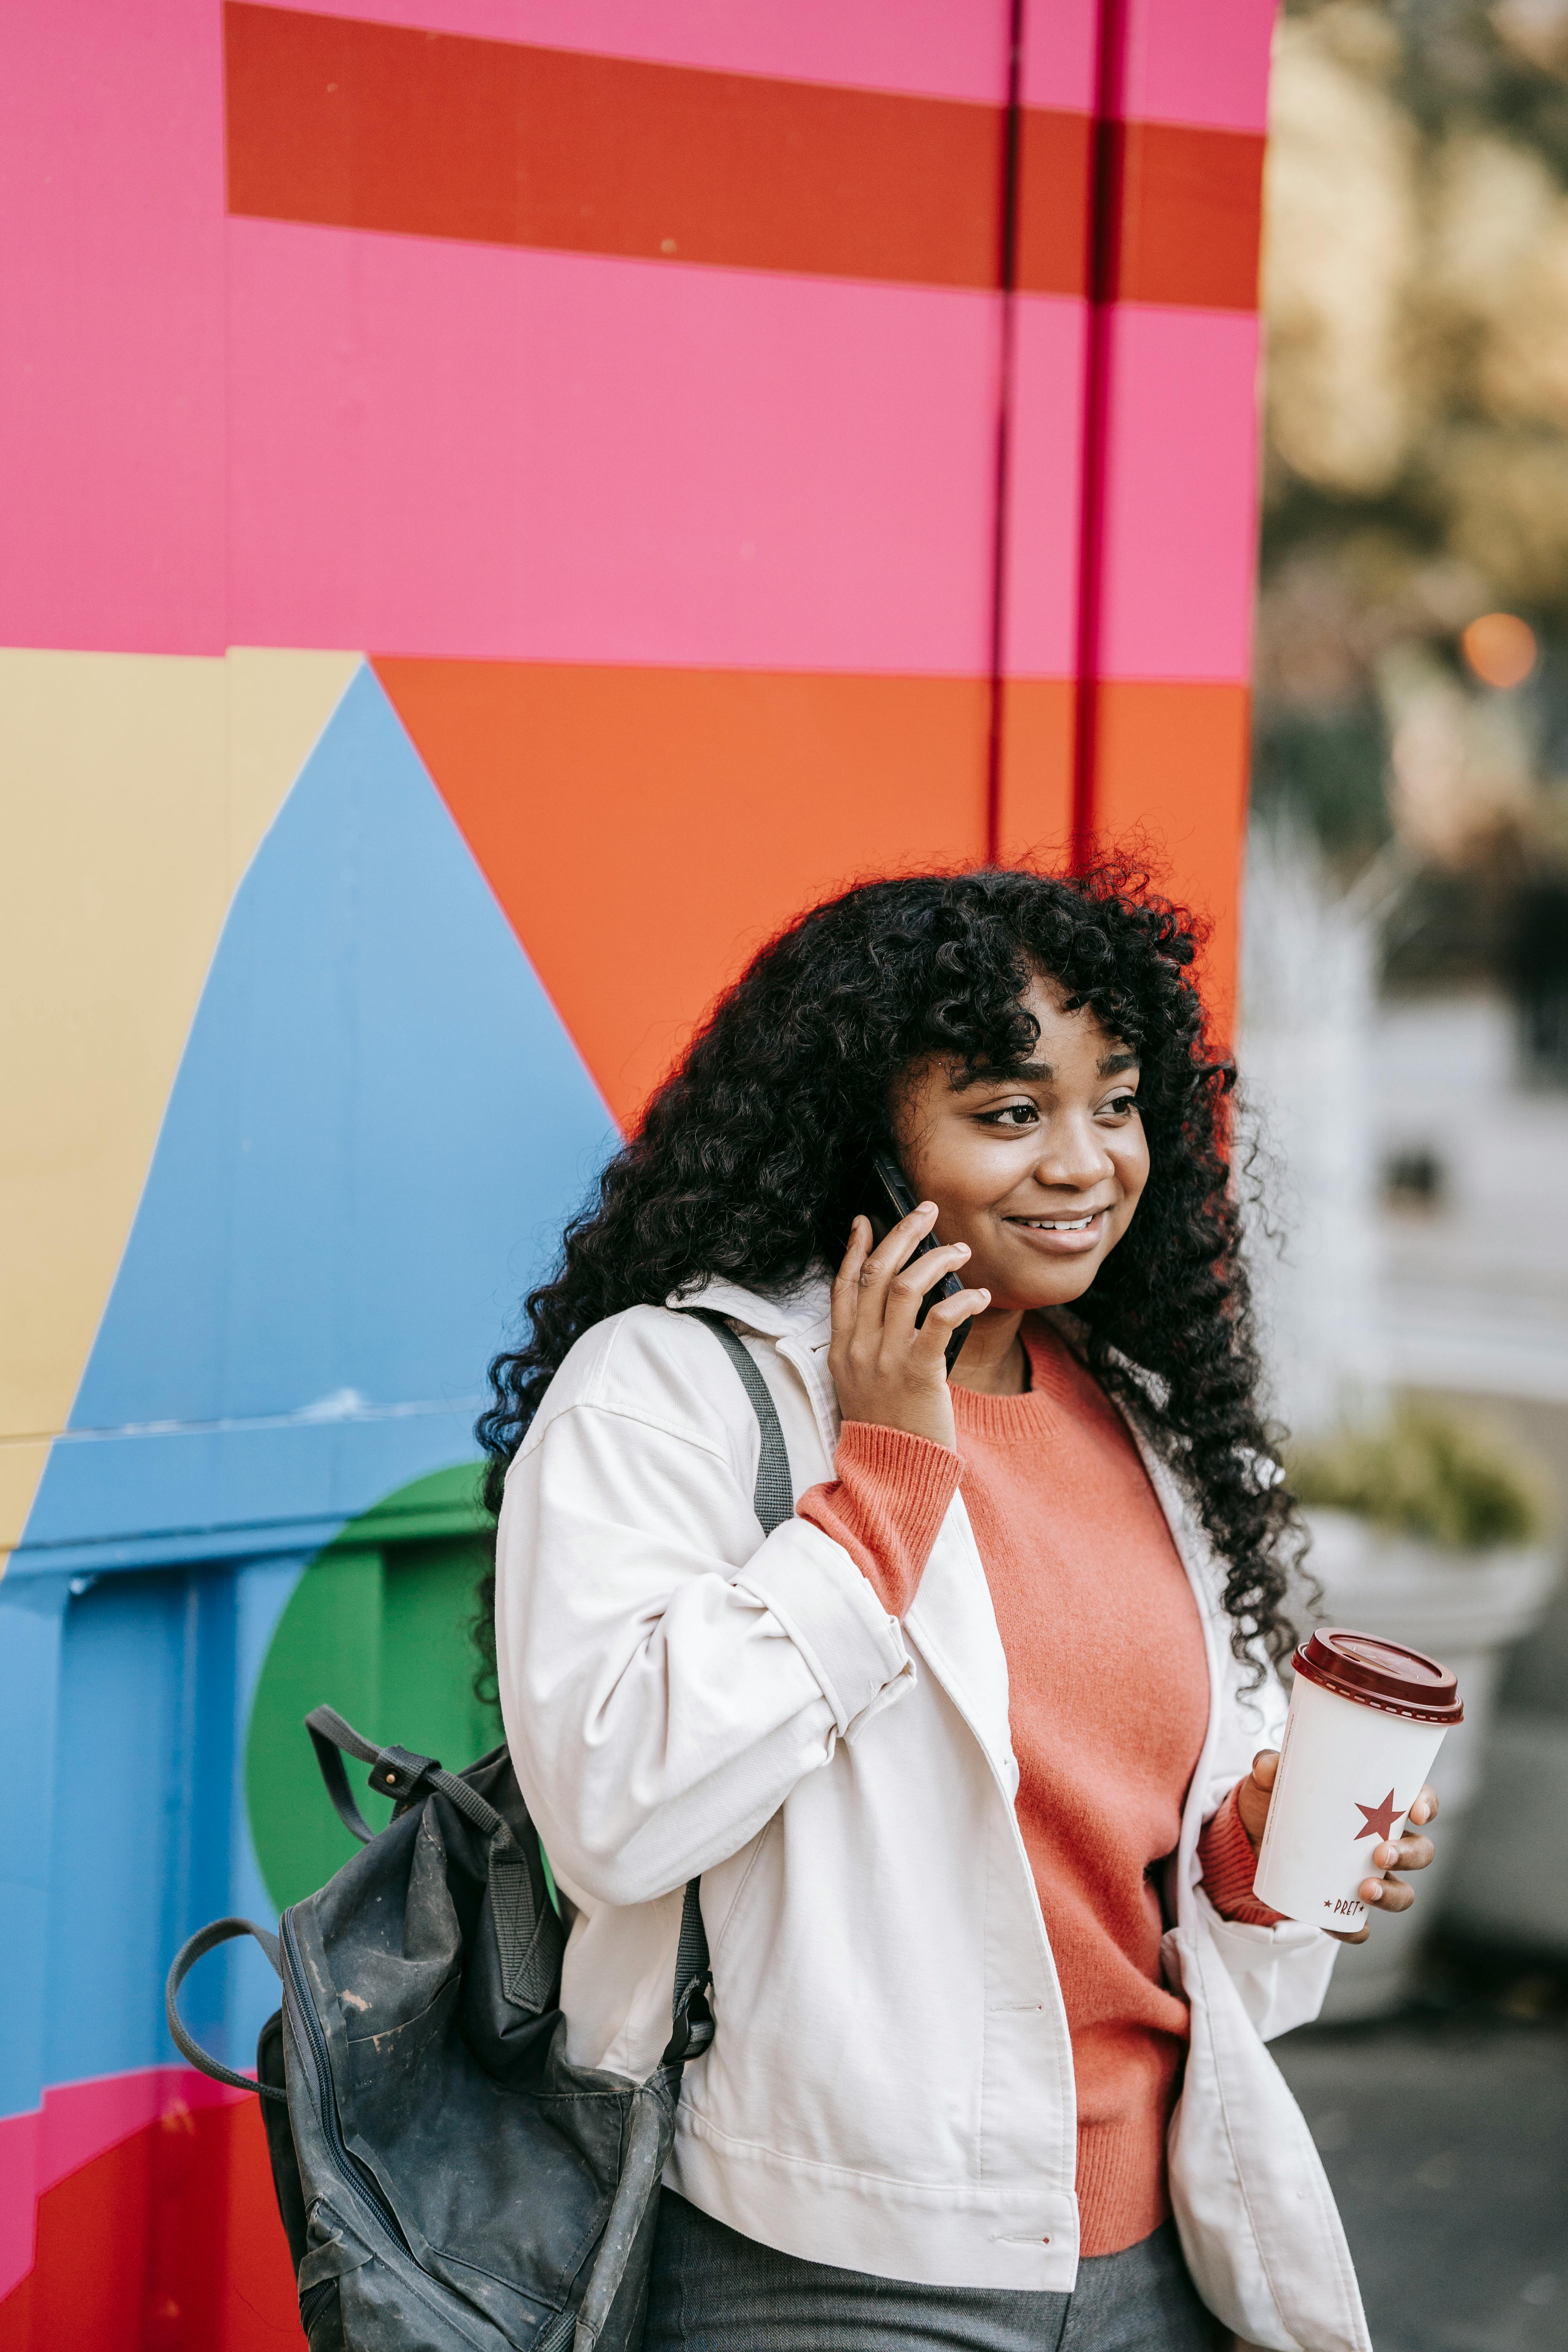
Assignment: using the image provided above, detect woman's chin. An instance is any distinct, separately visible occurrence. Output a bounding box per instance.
[986,1258,1103,1315]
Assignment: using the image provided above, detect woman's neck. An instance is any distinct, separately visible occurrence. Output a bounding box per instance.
[948,1307,1029,1396]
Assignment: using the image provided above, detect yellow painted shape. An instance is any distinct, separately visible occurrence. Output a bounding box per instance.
[0,648,360,1559]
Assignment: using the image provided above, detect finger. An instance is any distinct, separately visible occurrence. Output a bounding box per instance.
[858,1204,940,1296]
[915,1287,991,1351]
[1328,1924,1371,1945]
[1360,1873,1414,1913]
[1250,1750,1279,1793]
[1385,1833,1435,1874]
[831,1219,873,1348]
[1407,1784,1439,1827]
[835,1216,872,1289]
[884,1243,973,1337]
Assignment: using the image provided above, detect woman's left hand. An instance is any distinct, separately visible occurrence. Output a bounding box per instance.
[1236,1750,1439,1945]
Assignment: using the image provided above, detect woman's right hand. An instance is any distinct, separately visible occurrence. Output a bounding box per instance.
[828,1209,990,1450]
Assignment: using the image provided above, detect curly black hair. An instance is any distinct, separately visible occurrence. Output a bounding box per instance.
[477,862,1307,1683]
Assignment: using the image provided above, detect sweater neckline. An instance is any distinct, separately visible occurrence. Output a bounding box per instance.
[950,1318,1084,1437]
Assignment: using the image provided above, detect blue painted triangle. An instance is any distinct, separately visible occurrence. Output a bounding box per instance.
[22,664,616,1555]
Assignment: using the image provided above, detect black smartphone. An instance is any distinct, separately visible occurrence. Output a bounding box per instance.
[868,1152,973,1373]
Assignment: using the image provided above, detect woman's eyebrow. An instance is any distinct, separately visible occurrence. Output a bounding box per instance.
[950,1060,1053,1091]
[950,1050,1138,1092]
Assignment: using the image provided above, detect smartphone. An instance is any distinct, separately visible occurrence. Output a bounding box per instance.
[868,1153,973,1373]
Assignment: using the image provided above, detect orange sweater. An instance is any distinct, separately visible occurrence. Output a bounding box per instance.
[798,1317,1269,2258]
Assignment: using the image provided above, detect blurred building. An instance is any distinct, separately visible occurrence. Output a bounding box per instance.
[0,3,1279,2341]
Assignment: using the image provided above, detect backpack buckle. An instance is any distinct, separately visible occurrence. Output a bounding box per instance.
[368,1742,439,1808]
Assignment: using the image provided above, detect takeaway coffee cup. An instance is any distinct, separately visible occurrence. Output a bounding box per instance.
[1252,1627,1463,1929]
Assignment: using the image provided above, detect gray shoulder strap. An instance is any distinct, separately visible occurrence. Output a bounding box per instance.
[659,1304,797,2071]
[678,1307,794,1536]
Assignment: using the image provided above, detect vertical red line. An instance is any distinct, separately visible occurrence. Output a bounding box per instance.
[1071,0,1126,872]
[984,0,1025,866]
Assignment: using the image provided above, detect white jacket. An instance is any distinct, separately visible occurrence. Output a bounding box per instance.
[494,1277,1369,2352]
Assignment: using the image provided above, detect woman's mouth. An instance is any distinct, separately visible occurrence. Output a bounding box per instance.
[1005,1210,1107,1252]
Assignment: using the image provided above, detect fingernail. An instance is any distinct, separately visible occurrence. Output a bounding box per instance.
[918,1201,937,1215]
[1366,1883,1382,1902]
[955,1243,970,1256]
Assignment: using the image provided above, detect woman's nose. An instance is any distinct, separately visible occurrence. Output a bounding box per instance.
[1031,1115,1113,1191]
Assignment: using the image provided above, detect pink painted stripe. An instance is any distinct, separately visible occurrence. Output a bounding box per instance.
[1002,295,1089,679]
[0,2109,37,2303]
[1020,0,1100,116]
[0,2065,249,2301]
[1108,0,1276,134]
[227,218,1005,674]
[1092,305,1261,682]
[0,0,227,655]
[260,0,1032,105]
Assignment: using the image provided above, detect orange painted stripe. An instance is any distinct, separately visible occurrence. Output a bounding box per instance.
[373,658,991,1126]
[1099,121,1265,313]
[995,678,1076,866]
[1082,680,1250,1038]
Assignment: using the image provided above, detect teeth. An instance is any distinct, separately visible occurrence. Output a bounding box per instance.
[1021,1216,1093,1231]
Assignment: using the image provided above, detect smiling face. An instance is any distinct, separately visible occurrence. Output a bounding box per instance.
[891,972,1151,1314]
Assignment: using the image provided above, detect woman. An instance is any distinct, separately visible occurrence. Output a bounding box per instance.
[481,867,1436,2352]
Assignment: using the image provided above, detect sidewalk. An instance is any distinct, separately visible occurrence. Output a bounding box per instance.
[1272,1958,1568,2352]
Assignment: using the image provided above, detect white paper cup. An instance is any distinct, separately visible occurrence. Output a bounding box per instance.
[1252,1628,1462,1929]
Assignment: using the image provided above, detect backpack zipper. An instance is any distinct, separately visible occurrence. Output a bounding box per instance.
[281,1907,411,2250]
[279,1909,491,2347]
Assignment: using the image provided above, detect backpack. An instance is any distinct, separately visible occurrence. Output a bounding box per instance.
[166,1310,790,2352]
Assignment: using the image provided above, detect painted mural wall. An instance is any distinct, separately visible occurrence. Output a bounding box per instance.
[0,3,1274,2341]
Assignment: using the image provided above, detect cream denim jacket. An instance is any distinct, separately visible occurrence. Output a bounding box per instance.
[494,1278,1367,2352]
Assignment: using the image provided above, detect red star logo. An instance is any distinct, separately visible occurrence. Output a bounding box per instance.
[1354,1789,1401,1842]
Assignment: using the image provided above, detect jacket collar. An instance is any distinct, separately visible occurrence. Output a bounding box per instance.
[666,1271,833,1351]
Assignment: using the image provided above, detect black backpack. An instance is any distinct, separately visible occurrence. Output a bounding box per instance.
[167,1310,790,2352]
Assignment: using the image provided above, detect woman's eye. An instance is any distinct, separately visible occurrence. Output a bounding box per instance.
[1101,1093,1140,1119]
[976,1102,1039,1128]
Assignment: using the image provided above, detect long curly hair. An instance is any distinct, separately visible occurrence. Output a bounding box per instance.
[477,863,1307,1681]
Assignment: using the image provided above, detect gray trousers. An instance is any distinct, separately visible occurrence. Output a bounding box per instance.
[644,2191,1221,2352]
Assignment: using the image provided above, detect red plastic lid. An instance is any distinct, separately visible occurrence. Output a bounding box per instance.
[1294,1628,1463,1725]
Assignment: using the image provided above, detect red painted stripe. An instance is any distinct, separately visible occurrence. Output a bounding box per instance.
[1098,120,1264,312]
[225,4,1247,308]
[0,2086,297,2351]
[224,2,1022,291]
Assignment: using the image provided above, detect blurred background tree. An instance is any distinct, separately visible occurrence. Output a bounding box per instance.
[1258,0,1568,1036]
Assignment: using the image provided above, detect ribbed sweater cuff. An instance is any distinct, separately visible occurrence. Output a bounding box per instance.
[1198,1784,1285,1926]
[1075,2117,1172,2258]
[795,1421,963,1619]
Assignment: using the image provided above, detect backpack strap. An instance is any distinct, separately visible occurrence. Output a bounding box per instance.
[657,1307,796,2068]
[677,1307,794,1536]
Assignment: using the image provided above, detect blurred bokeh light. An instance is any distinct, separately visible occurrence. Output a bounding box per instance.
[1462,610,1539,686]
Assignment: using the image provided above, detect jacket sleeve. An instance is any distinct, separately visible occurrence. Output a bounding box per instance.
[1194,1642,1339,2040]
[494,1394,915,1910]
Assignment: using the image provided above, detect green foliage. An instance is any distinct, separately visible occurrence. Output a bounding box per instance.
[1292,1403,1554,1551]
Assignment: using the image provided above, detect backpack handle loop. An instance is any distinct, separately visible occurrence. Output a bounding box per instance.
[306,1704,505,1844]
[165,1917,288,2103]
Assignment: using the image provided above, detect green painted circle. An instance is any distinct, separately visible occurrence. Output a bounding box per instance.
[245,1463,502,1911]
